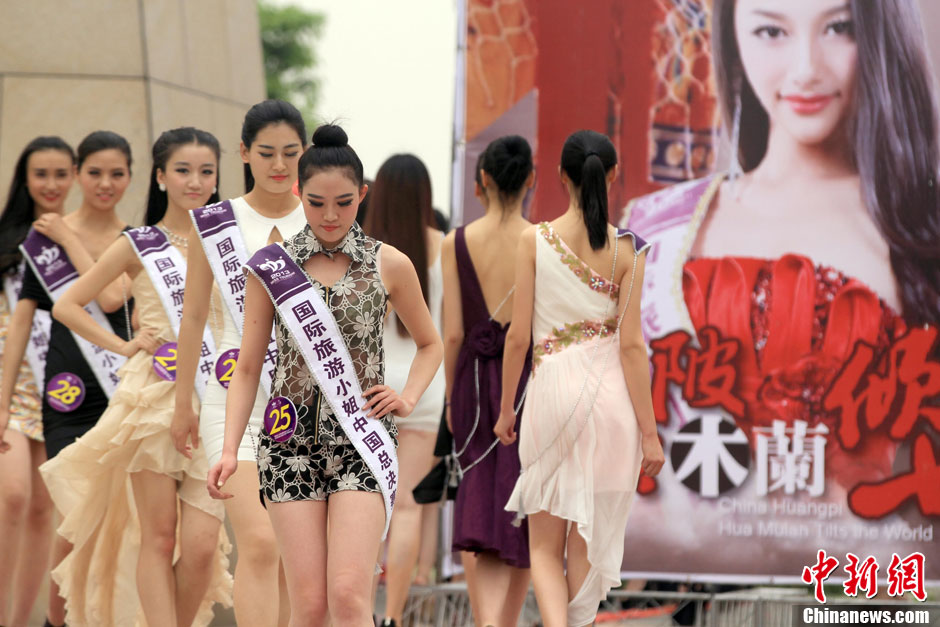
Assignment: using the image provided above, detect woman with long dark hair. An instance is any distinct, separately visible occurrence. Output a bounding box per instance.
[41,127,231,626]
[620,0,940,582]
[497,130,664,627]
[0,130,135,627]
[173,99,308,624]
[446,135,536,626]
[0,136,74,627]
[364,154,445,627]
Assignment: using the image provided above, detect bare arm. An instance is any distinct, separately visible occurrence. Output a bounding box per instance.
[51,237,158,357]
[617,251,664,476]
[0,298,38,451]
[364,245,444,420]
[171,228,215,456]
[34,214,130,313]
[208,273,273,498]
[494,226,537,444]
[440,232,464,431]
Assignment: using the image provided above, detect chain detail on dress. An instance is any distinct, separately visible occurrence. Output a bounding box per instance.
[454,286,521,476]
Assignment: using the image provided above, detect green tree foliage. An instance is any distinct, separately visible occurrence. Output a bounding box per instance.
[258,1,325,124]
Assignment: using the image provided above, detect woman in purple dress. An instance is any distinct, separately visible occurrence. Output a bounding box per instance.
[442,135,533,626]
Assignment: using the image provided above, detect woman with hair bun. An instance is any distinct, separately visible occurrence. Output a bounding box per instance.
[209,123,443,626]
[496,130,664,627]
[444,134,534,627]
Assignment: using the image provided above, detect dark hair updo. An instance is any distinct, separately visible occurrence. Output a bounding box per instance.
[0,136,75,275]
[144,127,222,226]
[560,130,617,251]
[77,130,132,174]
[298,124,365,188]
[481,135,533,205]
[241,99,307,193]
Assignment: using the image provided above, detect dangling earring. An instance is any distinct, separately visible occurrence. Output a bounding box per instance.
[728,73,744,197]
[212,186,217,194]
[158,182,166,192]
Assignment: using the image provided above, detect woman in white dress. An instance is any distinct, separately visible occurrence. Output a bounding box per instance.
[495,130,665,627]
[172,100,308,625]
[364,154,445,627]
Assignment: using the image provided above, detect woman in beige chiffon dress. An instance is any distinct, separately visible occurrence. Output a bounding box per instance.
[496,130,665,627]
[40,129,232,626]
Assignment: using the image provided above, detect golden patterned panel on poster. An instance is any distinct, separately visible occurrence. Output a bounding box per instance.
[648,0,719,184]
[466,0,537,139]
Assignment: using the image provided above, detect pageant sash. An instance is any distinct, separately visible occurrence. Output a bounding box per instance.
[191,200,277,393]
[246,243,398,538]
[3,263,52,391]
[124,226,217,399]
[622,174,724,426]
[19,230,126,397]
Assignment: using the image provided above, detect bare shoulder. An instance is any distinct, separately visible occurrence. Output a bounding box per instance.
[378,244,416,286]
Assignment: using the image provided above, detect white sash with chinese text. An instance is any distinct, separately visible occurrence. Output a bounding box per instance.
[3,262,52,391]
[124,227,217,399]
[191,200,278,393]
[246,243,398,538]
[19,230,126,396]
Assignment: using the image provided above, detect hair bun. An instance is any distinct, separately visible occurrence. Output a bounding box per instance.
[312,124,349,148]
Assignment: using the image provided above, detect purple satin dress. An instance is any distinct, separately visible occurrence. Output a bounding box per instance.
[451,226,531,568]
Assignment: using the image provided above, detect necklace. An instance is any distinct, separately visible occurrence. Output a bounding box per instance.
[158,222,188,248]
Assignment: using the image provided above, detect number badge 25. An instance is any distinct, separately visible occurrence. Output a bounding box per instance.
[264,396,297,443]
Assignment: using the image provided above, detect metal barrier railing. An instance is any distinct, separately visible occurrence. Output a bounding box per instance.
[393,584,940,627]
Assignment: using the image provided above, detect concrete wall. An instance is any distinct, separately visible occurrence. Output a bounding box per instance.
[0,0,266,225]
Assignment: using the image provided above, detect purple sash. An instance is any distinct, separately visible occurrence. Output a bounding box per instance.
[3,263,52,391]
[191,200,277,393]
[19,230,126,396]
[246,243,398,538]
[125,227,217,398]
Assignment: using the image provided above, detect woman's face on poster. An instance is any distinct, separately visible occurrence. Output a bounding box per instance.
[735,0,857,147]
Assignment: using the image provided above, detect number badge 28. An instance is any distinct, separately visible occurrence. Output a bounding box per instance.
[264,396,297,443]
[152,342,178,381]
[46,372,85,412]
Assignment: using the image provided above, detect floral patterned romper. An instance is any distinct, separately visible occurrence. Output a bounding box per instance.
[257,223,398,503]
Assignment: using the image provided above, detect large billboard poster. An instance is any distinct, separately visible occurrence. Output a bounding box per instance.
[453,0,939,585]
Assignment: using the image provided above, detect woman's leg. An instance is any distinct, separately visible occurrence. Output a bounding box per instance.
[413,501,439,585]
[224,461,287,626]
[527,511,569,627]
[130,470,180,627]
[471,553,530,627]
[565,523,591,601]
[45,533,70,626]
[174,501,222,626]
[0,429,31,625]
[500,565,531,627]
[327,491,386,627]
[460,551,481,622]
[10,439,53,627]
[381,429,436,623]
[267,499,329,627]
